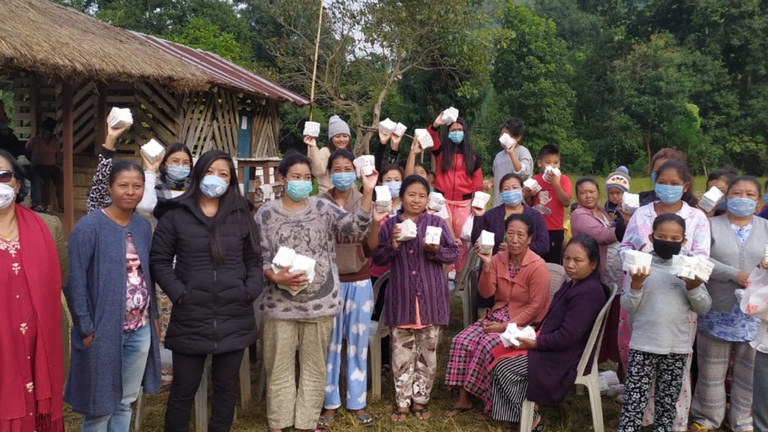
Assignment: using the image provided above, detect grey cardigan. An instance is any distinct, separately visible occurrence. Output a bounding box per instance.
[708,214,768,313]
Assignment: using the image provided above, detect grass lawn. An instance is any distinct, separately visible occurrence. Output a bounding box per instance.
[62,175,743,431]
[62,297,732,431]
[65,298,630,431]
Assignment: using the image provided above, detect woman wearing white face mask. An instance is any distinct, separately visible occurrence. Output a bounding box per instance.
[0,149,67,432]
[150,150,262,432]
[255,150,377,432]
[690,176,768,432]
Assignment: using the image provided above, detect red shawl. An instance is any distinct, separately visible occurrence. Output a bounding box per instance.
[0,205,64,432]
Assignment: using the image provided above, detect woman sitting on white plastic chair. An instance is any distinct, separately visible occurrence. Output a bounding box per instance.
[490,234,609,430]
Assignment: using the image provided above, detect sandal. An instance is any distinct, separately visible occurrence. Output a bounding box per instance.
[354,411,376,427]
[531,413,545,431]
[443,406,473,418]
[317,416,334,430]
[411,405,431,421]
[390,409,409,422]
[688,424,710,432]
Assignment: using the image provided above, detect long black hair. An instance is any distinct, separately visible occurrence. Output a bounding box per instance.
[180,149,259,265]
[438,117,477,176]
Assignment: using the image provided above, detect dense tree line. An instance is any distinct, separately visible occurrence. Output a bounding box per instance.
[54,0,768,176]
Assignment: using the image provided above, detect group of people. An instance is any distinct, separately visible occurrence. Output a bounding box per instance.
[1,108,768,432]
[0,103,64,213]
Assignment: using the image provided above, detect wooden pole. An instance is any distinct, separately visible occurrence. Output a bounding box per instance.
[61,82,74,236]
[95,82,107,154]
[308,0,324,121]
[29,75,38,139]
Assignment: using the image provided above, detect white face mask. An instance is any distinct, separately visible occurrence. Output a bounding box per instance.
[0,183,15,209]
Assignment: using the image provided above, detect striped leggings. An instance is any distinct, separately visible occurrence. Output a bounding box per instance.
[490,355,539,423]
[690,332,755,432]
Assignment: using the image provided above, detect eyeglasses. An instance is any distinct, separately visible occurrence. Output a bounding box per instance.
[0,170,13,183]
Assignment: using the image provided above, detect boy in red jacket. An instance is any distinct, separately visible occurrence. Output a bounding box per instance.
[524,144,572,264]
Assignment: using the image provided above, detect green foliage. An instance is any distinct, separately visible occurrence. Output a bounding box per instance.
[491,3,588,171]
[50,0,768,175]
[167,18,246,65]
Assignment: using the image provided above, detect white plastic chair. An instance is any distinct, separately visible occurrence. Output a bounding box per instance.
[546,263,568,299]
[369,271,391,400]
[449,250,480,328]
[518,283,617,432]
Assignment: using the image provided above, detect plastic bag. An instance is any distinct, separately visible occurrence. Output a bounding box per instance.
[460,214,474,242]
[740,267,768,320]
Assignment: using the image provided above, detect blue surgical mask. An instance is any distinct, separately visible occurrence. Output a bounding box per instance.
[384,181,402,197]
[430,186,435,193]
[727,197,757,218]
[717,200,728,212]
[651,172,657,184]
[200,175,228,198]
[448,131,464,144]
[166,164,190,182]
[654,183,683,205]
[500,189,523,207]
[286,180,313,201]
[330,172,357,191]
[764,194,768,206]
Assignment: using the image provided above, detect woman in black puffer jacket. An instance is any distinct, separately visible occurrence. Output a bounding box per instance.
[150,150,262,432]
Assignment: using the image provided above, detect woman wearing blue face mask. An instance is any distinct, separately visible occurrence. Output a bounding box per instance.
[86,123,194,215]
[469,173,549,310]
[254,150,377,432]
[150,150,262,432]
[690,176,768,432]
[426,110,484,272]
[636,148,692,207]
[316,149,384,428]
[617,159,710,431]
[136,142,194,215]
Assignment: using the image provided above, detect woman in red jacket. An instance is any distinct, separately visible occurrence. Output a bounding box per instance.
[426,111,483,269]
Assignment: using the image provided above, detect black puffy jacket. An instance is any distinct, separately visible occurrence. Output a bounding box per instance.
[150,196,262,354]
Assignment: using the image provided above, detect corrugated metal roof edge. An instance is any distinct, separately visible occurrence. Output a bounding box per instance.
[131,32,310,106]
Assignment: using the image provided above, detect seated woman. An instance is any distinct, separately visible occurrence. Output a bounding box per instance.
[490,234,609,430]
[444,213,551,418]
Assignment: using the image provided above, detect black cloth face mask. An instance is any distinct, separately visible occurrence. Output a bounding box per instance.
[652,238,682,260]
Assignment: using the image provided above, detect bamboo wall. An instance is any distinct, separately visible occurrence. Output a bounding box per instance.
[8,70,282,215]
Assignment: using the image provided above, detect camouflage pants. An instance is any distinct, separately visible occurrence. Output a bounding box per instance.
[390,326,441,408]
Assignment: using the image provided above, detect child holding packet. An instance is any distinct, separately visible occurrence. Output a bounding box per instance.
[618,213,712,432]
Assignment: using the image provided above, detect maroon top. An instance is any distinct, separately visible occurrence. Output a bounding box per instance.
[526,274,608,405]
[373,211,459,327]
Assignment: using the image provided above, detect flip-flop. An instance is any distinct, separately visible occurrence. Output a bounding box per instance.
[390,410,409,422]
[355,412,376,427]
[443,406,473,418]
[317,416,334,430]
[532,414,545,432]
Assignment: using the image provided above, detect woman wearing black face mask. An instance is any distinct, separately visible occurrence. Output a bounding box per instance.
[618,213,712,432]
[690,176,768,432]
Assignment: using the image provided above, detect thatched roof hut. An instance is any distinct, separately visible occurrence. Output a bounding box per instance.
[0,0,208,91]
